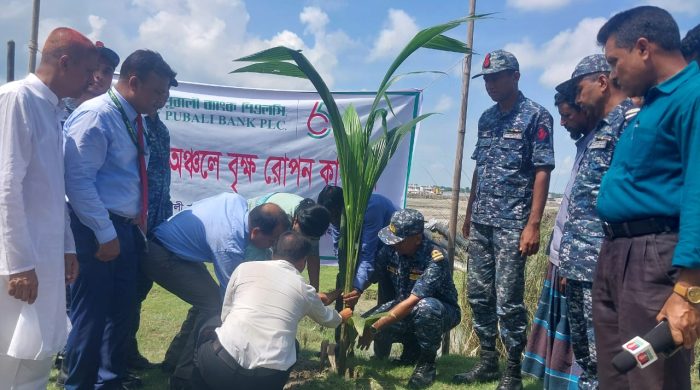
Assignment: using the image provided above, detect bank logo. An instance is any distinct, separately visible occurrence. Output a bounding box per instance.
[307,101,332,139]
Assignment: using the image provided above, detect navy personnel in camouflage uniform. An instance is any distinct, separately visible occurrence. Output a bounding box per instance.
[358,209,460,389]
[454,50,555,390]
[554,54,632,390]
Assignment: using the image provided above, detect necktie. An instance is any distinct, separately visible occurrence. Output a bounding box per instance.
[136,115,149,235]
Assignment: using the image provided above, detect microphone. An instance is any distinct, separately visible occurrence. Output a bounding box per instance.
[612,320,678,373]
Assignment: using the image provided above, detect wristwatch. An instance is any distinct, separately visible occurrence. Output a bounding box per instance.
[673,283,700,304]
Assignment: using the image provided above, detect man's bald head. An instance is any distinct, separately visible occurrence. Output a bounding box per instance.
[36,27,98,99]
[248,202,291,250]
[41,27,94,62]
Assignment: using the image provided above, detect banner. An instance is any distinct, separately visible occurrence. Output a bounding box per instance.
[160,81,422,259]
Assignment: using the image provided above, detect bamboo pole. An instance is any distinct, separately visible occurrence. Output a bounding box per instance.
[7,41,15,82]
[28,0,40,73]
[443,0,477,354]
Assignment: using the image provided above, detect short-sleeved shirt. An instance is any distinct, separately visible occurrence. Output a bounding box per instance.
[471,92,555,229]
[372,235,459,312]
[597,62,700,269]
[154,192,249,294]
[559,99,632,281]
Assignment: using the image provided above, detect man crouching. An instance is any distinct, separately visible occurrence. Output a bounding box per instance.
[191,231,352,390]
[357,209,461,388]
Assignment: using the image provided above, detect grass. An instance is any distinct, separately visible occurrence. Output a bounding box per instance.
[46,212,700,389]
[47,266,538,389]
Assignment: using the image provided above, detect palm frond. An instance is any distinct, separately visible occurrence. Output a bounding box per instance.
[234,46,301,62]
[229,62,308,78]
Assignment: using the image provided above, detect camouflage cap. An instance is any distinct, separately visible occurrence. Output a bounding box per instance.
[472,50,520,78]
[555,54,611,95]
[378,209,425,245]
[95,41,120,69]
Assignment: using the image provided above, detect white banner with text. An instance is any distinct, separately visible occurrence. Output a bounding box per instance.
[161,81,421,259]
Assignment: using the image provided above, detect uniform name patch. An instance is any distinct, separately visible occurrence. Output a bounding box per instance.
[503,132,523,140]
[589,140,608,149]
[410,267,423,280]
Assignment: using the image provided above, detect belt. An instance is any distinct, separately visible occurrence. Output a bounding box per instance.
[602,217,679,239]
[211,338,280,377]
[108,212,137,225]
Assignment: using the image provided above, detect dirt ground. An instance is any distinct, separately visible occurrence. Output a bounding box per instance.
[406,193,561,223]
[406,195,470,222]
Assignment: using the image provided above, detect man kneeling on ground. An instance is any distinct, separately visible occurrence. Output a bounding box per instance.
[192,231,352,390]
[357,209,461,389]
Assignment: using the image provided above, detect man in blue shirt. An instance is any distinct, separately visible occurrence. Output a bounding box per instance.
[63,50,176,389]
[317,186,397,356]
[317,186,397,306]
[142,192,289,387]
[55,41,121,379]
[594,6,700,389]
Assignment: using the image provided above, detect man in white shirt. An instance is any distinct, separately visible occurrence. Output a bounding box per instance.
[192,231,352,390]
[0,27,97,389]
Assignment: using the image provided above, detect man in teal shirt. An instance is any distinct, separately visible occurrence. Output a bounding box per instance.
[594,6,700,389]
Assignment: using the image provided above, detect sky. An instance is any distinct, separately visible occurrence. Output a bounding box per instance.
[1,0,698,193]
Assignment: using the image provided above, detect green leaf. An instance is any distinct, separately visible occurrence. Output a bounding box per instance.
[424,34,472,53]
[345,317,359,342]
[367,16,480,123]
[229,62,308,79]
[234,46,300,62]
[350,312,387,336]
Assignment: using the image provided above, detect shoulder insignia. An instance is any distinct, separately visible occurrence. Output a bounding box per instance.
[431,250,444,262]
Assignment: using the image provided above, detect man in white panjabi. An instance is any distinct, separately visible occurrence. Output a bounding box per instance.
[0,28,97,389]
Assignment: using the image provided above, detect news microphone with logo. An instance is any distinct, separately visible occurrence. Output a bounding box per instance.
[612,320,678,374]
